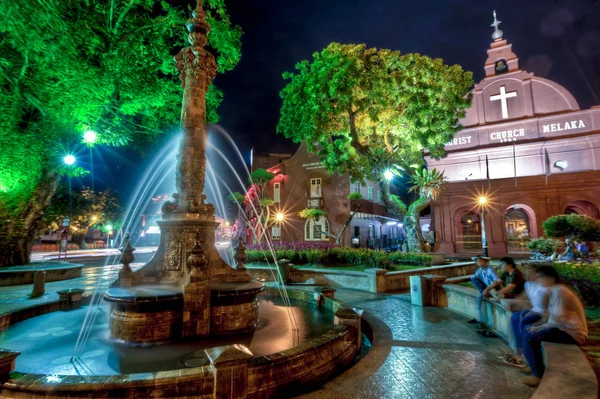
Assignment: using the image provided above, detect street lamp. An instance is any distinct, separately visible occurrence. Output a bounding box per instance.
[106,225,113,248]
[478,196,489,257]
[275,212,284,222]
[63,154,76,165]
[384,170,394,181]
[83,131,98,194]
[63,154,76,219]
[83,130,98,145]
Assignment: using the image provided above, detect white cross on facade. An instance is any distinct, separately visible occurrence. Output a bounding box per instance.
[490,86,517,119]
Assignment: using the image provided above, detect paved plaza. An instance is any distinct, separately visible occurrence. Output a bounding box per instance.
[0,263,535,398]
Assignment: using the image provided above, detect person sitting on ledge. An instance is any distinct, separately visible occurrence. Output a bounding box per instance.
[494,257,525,299]
[469,256,502,328]
[521,265,588,387]
[500,264,549,367]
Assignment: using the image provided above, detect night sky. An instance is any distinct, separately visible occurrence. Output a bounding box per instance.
[92,0,600,210]
[215,0,600,155]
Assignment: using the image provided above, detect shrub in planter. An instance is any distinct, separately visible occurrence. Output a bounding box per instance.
[543,214,600,242]
[552,262,600,307]
[526,237,562,254]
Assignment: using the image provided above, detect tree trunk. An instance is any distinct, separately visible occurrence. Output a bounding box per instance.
[1,169,60,266]
[74,233,88,249]
[403,198,431,253]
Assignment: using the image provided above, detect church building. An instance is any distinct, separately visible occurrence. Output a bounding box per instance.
[426,14,600,258]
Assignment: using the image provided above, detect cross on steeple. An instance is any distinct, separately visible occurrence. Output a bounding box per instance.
[491,10,504,40]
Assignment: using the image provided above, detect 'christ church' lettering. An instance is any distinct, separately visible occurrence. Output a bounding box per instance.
[542,120,586,133]
[446,136,472,147]
[490,128,525,143]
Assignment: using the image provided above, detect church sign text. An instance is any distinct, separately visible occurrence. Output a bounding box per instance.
[446,136,472,147]
[302,161,325,170]
[542,120,585,133]
[490,128,525,143]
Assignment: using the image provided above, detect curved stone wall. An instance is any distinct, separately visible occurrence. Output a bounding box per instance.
[0,287,361,399]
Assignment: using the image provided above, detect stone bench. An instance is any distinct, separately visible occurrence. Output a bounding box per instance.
[444,275,472,284]
[532,342,598,399]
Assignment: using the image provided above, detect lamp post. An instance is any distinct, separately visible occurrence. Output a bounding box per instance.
[63,154,76,219]
[106,224,113,248]
[478,196,488,257]
[83,130,97,193]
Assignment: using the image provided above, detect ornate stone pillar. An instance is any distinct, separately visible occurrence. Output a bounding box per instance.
[118,234,135,287]
[182,232,211,337]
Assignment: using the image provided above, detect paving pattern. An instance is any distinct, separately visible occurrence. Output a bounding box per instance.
[0,266,535,398]
[300,289,535,399]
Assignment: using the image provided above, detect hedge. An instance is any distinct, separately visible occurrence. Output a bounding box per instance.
[245,246,433,270]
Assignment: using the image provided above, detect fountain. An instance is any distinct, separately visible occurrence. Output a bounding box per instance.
[102,0,263,344]
[0,2,364,397]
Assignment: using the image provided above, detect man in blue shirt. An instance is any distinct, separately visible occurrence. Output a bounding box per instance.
[470,256,502,327]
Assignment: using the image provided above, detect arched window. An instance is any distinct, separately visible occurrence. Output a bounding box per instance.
[457,212,481,251]
[304,217,330,241]
[505,208,531,252]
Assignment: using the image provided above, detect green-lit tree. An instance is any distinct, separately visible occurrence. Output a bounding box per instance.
[278,43,472,251]
[44,186,122,249]
[228,168,276,244]
[0,0,241,265]
[298,192,363,246]
[390,168,446,252]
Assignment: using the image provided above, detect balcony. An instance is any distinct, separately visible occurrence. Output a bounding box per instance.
[306,198,324,208]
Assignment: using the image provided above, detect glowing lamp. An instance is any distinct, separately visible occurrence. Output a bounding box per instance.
[384,170,394,181]
[63,155,76,165]
[478,196,488,205]
[83,130,98,144]
[275,213,284,222]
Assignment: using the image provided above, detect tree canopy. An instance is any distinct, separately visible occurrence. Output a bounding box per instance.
[277,43,473,182]
[0,0,242,265]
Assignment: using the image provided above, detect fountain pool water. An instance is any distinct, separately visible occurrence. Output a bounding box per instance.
[0,294,334,376]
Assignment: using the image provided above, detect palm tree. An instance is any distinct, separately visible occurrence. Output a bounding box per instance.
[402,168,446,252]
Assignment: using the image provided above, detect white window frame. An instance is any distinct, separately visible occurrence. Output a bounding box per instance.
[273,182,281,203]
[368,187,373,201]
[310,178,322,198]
[353,181,360,193]
[304,217,330,241]
[376,189,381,203]
[272,225,281,240]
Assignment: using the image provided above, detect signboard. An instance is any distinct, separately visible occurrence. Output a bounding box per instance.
[61,218,70,227]
[302,161,324,170]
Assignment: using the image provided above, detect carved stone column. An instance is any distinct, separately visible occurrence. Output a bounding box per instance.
[181,231,211,337]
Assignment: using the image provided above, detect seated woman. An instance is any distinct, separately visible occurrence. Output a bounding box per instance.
[521,265,588,387]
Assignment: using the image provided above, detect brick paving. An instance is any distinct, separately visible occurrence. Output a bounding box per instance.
[0,267,534,398]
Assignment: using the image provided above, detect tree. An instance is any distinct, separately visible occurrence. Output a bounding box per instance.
[542,214,600,242]
[299,192,363,246]
[0,0,242,265]
[45,186,122,249]
[277,43,472,250]
[390,168,446,252]
[228,168,276,244]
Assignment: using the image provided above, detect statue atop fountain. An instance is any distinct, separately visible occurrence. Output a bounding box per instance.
[104,0,263,344]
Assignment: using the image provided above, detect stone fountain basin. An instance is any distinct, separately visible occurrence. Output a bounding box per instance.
[103,285,184,313]
[0,287,362,399]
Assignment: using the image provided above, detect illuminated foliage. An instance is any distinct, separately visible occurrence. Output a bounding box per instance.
[0,0,241,265]
[278,43,470,252]
[278,43,473,183]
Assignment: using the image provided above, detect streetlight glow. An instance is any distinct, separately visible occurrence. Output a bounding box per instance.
[276,212,284,222]
[106,224,113,231]
[384,170,394,181]
[83,130,98,145]
[63,154,76,165]
[478,196,488,205]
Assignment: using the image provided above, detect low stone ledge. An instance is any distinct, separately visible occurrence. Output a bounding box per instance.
[0,262,84,286]
[441,284,517,350]
[0,350,20,378]
[532,342,598,399]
